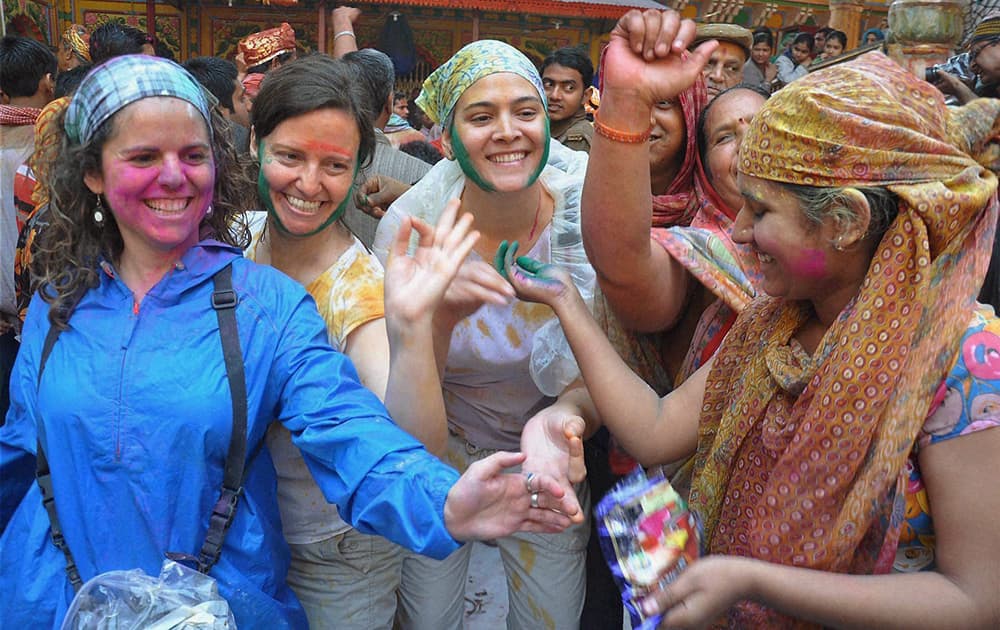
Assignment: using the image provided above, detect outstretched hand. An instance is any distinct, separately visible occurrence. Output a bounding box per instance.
[444,451,582,541]
[383,198,479,327]
[602,9,717,105]
[494,240,580,313]
[520,402,587,516]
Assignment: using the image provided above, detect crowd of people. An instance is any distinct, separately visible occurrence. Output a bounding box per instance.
[1,6,999,630]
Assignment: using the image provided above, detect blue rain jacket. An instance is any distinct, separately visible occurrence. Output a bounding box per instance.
[0,241,461,629]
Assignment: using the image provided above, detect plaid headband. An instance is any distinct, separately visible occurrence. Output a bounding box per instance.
[66,55,212,145]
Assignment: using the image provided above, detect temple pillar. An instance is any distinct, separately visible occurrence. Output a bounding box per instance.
[886,0,967,78]
[828,0,864,49]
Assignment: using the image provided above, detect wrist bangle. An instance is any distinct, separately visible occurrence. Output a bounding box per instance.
[334,30,356,41]
[593,116,652,144]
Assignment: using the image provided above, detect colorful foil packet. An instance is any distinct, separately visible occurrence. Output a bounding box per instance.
[596,469,702,630]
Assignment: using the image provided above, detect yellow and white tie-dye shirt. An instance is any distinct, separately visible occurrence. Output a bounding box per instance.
[248,231,386,543]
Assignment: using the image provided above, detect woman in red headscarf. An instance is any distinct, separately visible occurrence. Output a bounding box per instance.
[588,52,761,399]
[579,56,765,629]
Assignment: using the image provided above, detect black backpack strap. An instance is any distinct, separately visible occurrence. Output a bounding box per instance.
[196,263,248,574]
[35,323,84,592]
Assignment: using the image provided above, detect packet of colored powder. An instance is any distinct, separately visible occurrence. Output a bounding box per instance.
[595,468,701,630]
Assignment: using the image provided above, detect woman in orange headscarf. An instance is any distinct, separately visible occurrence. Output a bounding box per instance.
[516,9,1000,629]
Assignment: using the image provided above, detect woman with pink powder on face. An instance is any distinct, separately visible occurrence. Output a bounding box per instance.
[245,53,529,629]
[0,54,580,630]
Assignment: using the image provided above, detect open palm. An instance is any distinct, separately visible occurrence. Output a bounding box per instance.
[383,198,479,325]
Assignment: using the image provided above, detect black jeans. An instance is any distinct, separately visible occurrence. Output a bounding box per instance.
[580,429,624,629]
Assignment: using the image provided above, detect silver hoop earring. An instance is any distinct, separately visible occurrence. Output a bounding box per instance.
[205,204,214,218]
[93,197,106,226]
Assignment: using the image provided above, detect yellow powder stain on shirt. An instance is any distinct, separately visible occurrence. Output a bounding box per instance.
[505,324,522,348]
[509,569,523,592]
[518,539,536,574]
[476,318,492,338]
[512,300,554,326]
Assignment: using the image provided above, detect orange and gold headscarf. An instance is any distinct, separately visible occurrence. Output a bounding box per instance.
[28,96,71,210]
[238,23,296,69]
[689,52,999,626]
[62,24,91,63]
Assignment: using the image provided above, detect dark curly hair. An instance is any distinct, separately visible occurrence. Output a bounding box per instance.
[34,104,254,329]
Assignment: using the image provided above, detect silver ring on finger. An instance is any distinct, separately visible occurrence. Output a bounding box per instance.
[530,492,539,509]
[524,471,535,494]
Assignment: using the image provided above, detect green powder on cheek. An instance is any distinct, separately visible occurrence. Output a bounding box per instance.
[448,116,551,193]
[256,138,356,238]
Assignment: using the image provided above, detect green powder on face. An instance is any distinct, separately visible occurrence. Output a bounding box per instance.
[448,116,551,193]
[257,138,356,238]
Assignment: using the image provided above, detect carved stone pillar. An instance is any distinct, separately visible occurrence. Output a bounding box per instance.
[886,0,967,78]
[828,0,865,49]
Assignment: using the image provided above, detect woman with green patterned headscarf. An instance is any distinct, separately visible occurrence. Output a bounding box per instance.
[371,39,597,629]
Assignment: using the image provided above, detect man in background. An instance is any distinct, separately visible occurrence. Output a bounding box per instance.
[932,11,1000,102]
[541,46,594,153]
[56,24,91,72]
[0,36,56,419]
[340,49,431,247]
[239,22,297,75]
[692,23,753,101]
[184,56,251,151]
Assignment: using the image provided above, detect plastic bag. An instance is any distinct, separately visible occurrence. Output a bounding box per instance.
[596,469,701,630]
[60,559,235,630]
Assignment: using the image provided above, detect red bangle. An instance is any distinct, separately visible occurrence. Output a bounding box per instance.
[593,116,652,144]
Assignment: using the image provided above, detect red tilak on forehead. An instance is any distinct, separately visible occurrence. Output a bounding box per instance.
[302,140,353,158]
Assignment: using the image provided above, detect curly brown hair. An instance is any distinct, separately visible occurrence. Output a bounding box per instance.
[33,105,255,329]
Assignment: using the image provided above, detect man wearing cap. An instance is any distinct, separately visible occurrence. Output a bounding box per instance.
[239,22,297,75]
[970,13,1000,91]
[692,23,753,101]
[931,11,1000,103]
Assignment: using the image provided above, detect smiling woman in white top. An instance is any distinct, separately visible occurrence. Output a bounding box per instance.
[372,39,596,630]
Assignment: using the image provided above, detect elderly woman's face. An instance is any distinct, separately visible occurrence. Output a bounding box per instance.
[445,72,547,192]
[732,173,840,301]
[83,97,214,261]
[703,89,766,212]
[259,107,360,236]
